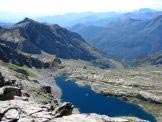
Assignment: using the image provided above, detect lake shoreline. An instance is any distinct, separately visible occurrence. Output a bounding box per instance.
[57,59,162,121]
[55,76,156,122]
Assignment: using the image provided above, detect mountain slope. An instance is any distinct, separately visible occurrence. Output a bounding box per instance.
[0,18,115,68]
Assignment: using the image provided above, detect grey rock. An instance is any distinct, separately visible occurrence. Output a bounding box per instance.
[53,102,74,118]
[41,85,52,94]
[0,71,17,87]
[21,90,30,97]
[32,79,39,83]
[0,72,5,87]
[3,78,16,86]
[53,58,61,64]
[0,86,21,100]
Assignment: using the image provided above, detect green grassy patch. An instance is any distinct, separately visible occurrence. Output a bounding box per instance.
[15,73,27,80]
[12,65,36,78]
[0,61,36,78]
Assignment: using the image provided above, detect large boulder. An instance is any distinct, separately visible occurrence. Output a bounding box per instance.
[3,78,16,86]
[41,85,52,94]
[0,71,17,87]
[54,102,74,118]
[0,86,21,100]
[0,72,5,87]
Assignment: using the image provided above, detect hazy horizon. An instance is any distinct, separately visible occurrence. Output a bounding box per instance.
[0,0,162,22]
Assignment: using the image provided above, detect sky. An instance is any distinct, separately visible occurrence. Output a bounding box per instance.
[0,0,162,22]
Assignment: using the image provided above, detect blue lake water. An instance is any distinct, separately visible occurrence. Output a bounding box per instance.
[55,76,156,122]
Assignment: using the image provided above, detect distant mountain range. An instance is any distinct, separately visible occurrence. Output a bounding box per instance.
[37,8,162,27]
[36,12,121,27]
[68,9,162,62]
[0,22,13,28]
[0,18,114,68]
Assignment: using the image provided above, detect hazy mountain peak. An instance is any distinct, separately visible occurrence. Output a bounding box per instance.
[19,17,35,23]
[14,17,39,28]
[137,8,156,13]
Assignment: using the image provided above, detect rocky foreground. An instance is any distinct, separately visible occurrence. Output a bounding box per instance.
[0,64,65,121]
[0,60,152,122]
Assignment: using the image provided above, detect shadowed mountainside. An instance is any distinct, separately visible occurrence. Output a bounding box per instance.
[0,18,116,68]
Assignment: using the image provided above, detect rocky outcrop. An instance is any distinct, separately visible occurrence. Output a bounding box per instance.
[0,72,17,87]
[41,85,52,94]
[0,86,21,100]
[53,102,73,118]
[0,72,5,87]
[0,70,23,101]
